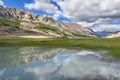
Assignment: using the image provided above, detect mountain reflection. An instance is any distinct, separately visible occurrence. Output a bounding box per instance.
[0,47,78,69]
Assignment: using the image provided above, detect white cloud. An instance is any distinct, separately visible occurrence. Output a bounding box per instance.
[92,24,120,32]
[78,18,108,28]
[56,0,120,22]
[25,50,120,80]
[25,0,58,14]
[0,0,4,6]
[25,0,120,22]
[7,76,19,80]
[78,18,120,32]
[0,68,6,76]
[53,11,62,20]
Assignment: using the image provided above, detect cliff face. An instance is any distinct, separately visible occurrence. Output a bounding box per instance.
[0,6,36,21]
[0,5,57,25]
[0,5,94,37]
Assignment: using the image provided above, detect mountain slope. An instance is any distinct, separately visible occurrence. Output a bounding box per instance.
[0,5,95,37]
[107,32,120,38]
[87,28,120,37]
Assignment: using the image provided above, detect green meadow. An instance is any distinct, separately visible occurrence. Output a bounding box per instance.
[0,38,120,57]
[0,17,20,29]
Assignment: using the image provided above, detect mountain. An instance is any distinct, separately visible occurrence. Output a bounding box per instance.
[87,28,120,37]
[0,47,78,69]
[0,5,95,38]
[92,31,115,37]
[107,32,120,38]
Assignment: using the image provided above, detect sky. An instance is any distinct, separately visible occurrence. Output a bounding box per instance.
[1,0,120,32]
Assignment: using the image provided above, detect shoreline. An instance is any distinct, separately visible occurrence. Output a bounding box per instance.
[0,38,120,58]
[0,36,57,38]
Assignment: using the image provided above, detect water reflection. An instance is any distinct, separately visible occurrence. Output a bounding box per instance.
[0,47,120,80]
[0,47,78,69]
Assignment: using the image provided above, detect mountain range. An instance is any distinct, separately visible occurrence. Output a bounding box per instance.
[0,5,96,38]
[107,32,120,38]
[0,5,119,38]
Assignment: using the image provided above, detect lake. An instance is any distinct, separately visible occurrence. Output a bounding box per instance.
[0,46,120,80]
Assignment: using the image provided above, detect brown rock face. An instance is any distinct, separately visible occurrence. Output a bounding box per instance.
[0,6,57,23]
[0,6,36,21]
[36,16,57,25]
[58,22,87,32]
[0,6,61,27]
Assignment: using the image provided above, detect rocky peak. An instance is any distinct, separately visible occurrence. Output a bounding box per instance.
[0,6,57,24]
[36,16,57,25]
[0,5,36,21]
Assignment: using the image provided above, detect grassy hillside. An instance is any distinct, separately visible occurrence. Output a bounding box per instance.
[0,17,94,37]
[35,23,94,37]
[34,22,62,34]
[72,31,95,37]
[0,38,120,58]
[0,17,20,29]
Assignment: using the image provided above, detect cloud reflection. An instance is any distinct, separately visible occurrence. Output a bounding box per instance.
[0,50,120,80]
[25,51,120,80]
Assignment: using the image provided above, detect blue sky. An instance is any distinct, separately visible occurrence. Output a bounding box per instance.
[3,0,51,15]
[1,0,120,31]
[3,0,30,10]
[2,0,72,22]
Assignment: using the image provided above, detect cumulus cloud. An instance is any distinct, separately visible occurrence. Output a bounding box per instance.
[0,0,4,6]
[25,0,120,22]
[78,18,109,27]
[92,24,120,32]
[25,0,58,14]
[25,50,120,80]
[0,68,6,76]
[1,50,120,79]
[56,0,120,22]
[78,18,120,32]
[53,11,62,20]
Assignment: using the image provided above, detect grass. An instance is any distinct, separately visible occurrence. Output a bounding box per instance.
[35,23,94,37]
[72,31,95,37]
[34,22,64,36]
[0,17,20,29]
[0,38,120,58]
[35,22,60,32]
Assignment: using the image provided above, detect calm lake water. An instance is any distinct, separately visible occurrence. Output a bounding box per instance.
[0,46,120,80]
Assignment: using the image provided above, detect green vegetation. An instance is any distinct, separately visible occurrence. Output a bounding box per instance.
[0,17,20,28]
[72,31,95,37]
[0,38,120,57]
[35,22,60,32]
[35,22,94,37]
[34,22,65,36]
